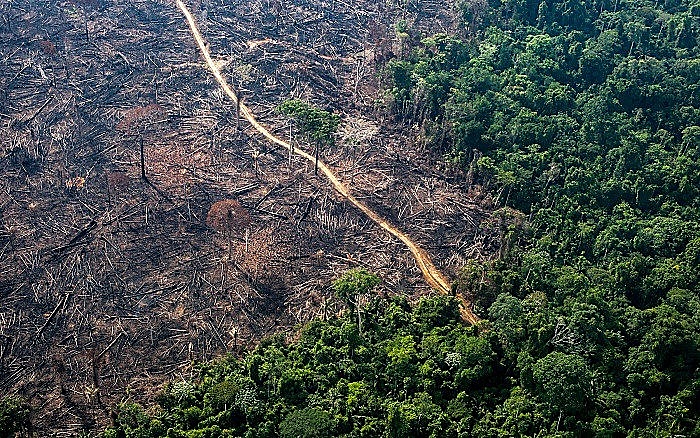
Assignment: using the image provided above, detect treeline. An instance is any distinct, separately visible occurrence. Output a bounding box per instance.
[104,292,505,437]
[103,286,696,437]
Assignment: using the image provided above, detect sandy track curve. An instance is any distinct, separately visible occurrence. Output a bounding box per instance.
[176,0,479,324]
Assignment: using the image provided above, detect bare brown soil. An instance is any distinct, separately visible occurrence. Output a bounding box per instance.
[0,0,501,434]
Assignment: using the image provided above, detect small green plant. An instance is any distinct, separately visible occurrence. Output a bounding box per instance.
[395,19,409,39]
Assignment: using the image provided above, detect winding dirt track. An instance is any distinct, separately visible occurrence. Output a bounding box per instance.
[176,0,479,325]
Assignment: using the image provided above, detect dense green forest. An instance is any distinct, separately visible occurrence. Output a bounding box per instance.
[385,0,700,433]
[3,0,697,436]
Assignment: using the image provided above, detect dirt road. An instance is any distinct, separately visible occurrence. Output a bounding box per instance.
[176,0,479,324]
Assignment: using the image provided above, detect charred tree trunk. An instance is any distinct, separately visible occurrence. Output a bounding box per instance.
[235,91,241,131]
[140,136,147,180]
[314,143,319,175]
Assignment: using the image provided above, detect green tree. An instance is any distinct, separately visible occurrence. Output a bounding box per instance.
[279,407,335,438]
[532,352,592,415]
[277,99,340,174]
[333,269,381,335]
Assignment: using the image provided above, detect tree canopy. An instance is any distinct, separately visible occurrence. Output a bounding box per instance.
[277,99,340,147]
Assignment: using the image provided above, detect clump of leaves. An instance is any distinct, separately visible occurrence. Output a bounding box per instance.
[279,407,335,438]
[277,100,340,147]
[333,268,381,310]
[0,397,30,437]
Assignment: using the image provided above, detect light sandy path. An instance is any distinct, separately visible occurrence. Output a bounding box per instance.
[176,0,479,324]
